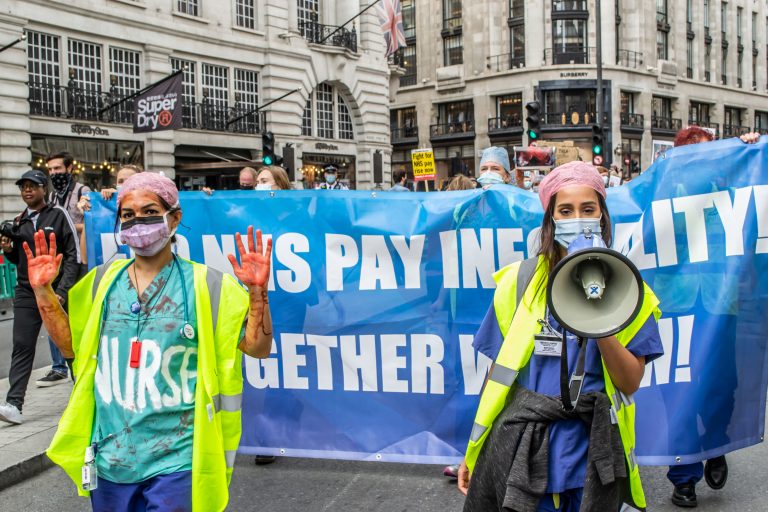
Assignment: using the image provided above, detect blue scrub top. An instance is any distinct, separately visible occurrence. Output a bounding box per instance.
[473,304,663,493]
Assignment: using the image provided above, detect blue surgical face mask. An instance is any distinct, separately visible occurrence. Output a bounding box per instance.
[553,216,603,248]
[477,171,505,186]
[255,183,272,191]
[326,174,337,184]
[523,179,532,190]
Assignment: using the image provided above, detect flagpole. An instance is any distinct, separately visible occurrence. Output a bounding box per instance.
[98,68,184,115]
[318,0,382,44]
[225,87,303,126]
[0,33,26,54]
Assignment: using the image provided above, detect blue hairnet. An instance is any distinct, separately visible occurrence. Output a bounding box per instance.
[479,146,510,173]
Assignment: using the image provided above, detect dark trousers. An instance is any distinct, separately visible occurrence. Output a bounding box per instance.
[6,293,44,412]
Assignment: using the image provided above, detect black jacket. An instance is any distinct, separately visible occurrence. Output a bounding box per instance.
[3,203,81,305]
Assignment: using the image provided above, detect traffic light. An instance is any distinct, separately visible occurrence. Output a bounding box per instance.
[525,101,542,142]
[262,131,276,165]
[591,124,604,165]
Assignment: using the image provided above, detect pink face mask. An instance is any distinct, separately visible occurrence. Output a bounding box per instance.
[119,213,175,256]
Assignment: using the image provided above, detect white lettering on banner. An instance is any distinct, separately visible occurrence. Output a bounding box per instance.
[360,236,397,290]
[652,199,678,266]
[712,187,752,256]
[639,315,694,388]
[275,233,311,293]
[753,186,768,253]
[439,231,460,288]
[461,229,496,289]
[203,234,276,291]
[496,229,525,268]
[613,218,657,270]
[94,336,196,412]
[440,229,526,289]
[458,334,493,395]
[244,333,449,394]
[325,234,359,292]
[390,235,426,289]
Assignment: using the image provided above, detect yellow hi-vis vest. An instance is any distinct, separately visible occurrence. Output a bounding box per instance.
[464,256,661,509]
[47,258,250,512]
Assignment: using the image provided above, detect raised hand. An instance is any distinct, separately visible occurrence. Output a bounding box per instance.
[23,230,63,290]
[227,226,272,289]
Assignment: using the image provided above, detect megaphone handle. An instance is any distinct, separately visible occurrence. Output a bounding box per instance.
[559,331,573,411]
[569,337,587,405]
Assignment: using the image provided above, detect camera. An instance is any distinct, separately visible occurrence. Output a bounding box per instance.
[0,220,21,241]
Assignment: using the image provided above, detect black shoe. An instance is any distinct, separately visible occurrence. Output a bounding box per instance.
[35,370,69,387]
[255,455,277,465]
[704,455,728,490]
[671,483,698,508]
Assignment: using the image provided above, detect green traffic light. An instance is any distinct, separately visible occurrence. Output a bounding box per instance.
[528,131,538,139]
[263,155,274,165]
[593,146,602,155]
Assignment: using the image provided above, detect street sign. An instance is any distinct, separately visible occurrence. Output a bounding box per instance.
[410,149,436,182]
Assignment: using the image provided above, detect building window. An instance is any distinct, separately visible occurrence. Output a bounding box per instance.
[108,47,141,122]
[233,68,259,131]
[202,63,228,107]
[298,0,319,36]
[235,0,256,29]
[687,38,694,78]
[721,2,727,42]
[689,101,712,123]
[620,91,635,114]
[177,0,200,16]
[553,18,587,64]
[391,107,417,139]
[396,0,417,87]
[737,7,742,45]
[621,137,642,176]
[755,110,768,132]
[337,94,354,140]
[302,98,313,136]
[436,100,473,134]
[543,89,596,125]
[705,43,712,81]
[27,31,61,116]
[316,83,334,139]
[68,39,102,93]
[170,57,197,127]
[656,0,669,60]
[509,0,525,67]
[722,50,728,85]
[442,0,463,66]
[400,45,417,86]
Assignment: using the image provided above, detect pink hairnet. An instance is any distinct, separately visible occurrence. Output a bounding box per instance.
[538,161,606,211]
[117,172,179,208]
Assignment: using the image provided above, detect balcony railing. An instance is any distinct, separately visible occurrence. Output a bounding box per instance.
[487,53,525,72]
[651,116,682,132]
[430,121,475,139]
[544,111,596,127]
[391,127,418,144]
[723,124,751,137]
[488,115,523,134]
[754,127,768,135]
[299,20,357,52]
[688,120,719,138]
[29,81,134,124]
[620,112,644,130]
[616,49,643,68]
[28,81,262,134]
[544,47,596,65]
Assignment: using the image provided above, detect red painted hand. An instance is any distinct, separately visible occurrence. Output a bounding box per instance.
[23,230,63,290]
[227,226,272,289]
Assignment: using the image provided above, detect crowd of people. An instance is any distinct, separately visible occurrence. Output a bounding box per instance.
[0,126,762,511]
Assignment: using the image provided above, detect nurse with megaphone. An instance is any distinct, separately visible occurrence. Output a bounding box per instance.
[458,161,664,512]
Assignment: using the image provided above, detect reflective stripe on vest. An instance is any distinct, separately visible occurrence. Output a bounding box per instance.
[225,449,237,468]
[212,393,243,413]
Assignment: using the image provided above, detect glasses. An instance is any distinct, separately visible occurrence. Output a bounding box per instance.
[18,183,42,191]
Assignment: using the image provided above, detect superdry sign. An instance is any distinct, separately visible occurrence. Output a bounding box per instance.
[133,73,183,133]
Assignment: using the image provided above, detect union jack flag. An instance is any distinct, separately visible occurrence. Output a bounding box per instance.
[377,0,407,57]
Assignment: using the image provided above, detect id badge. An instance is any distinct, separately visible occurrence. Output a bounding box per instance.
[533,333,562,357]
[82,443,98,491]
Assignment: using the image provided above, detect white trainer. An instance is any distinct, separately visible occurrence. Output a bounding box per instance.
[0,402,23,425]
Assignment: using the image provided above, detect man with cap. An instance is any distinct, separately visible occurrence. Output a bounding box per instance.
[476,146,512,187]
[0,170,80,425]
[317,164,349,190]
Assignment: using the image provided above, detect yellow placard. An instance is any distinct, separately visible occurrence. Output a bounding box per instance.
[411,149,436,181]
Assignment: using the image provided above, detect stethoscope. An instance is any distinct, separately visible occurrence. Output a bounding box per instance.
[100,253,195,341]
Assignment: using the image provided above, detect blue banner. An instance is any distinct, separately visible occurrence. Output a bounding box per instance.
[85,137,768,465]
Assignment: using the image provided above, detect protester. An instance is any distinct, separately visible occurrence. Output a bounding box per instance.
[26,172,272,511]
[202,166,259,195]
[663,126,762,508]
[256,165,292,191]
[317,165,349,190]
[457,161,664,512]
[476,147,512,187]
[445,174,476,191]
[0,170,80,422]
[390,168,410,191]
[44,151,91,380]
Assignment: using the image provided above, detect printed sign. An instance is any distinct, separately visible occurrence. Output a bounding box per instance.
[410,149,436,181]
[133,73,183,133]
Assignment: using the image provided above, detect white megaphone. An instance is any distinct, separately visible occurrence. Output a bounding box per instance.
[546,228,644,339]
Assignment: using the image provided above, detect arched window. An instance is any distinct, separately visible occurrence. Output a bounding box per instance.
[302,82,355,140]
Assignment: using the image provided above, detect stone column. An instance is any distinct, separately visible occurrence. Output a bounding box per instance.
[141,45,175,178]
[0,13,30,220]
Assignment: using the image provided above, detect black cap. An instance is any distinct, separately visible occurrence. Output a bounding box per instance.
[15,170,48,187]
[324,165,338,173]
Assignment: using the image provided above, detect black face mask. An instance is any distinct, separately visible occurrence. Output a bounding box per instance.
[120,215,166,230]
[240,183,254,190]
[50,173,71,194]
